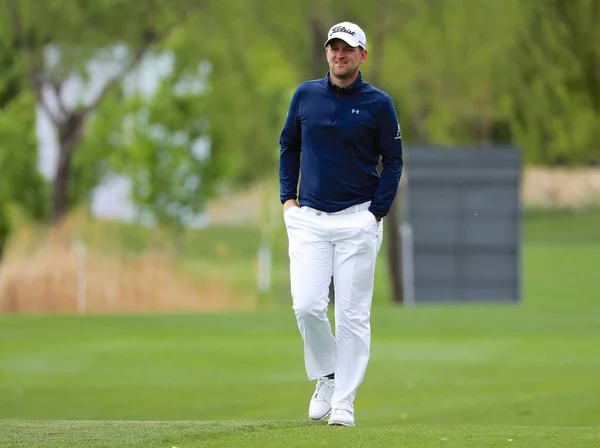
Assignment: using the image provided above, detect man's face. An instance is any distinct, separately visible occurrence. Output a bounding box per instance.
[325,39,367,80]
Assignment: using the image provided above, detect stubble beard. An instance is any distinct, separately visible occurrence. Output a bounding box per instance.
[331,63,358,81]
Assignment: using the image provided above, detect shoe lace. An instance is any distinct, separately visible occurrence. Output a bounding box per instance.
[314,378,334,401]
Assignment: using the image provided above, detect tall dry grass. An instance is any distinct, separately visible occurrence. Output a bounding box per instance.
[523,167,600,208]
[0,213,255,314]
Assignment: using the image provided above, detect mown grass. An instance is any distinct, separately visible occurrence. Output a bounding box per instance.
[1,301,599,446]
[0,208,599,447]
[1,420,599,448]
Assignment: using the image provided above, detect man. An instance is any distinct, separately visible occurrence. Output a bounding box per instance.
[278,21,403,427]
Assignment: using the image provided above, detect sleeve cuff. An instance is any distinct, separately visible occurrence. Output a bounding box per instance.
[281,195,297,204]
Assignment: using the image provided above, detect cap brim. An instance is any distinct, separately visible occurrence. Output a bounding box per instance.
[324,33,360,48]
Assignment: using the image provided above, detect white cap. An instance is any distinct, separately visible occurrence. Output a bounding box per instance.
[324,21,367,50]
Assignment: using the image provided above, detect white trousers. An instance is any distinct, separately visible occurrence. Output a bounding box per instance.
[283,201,383,413]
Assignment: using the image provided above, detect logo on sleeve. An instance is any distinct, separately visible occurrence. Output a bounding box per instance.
[395,124,401,140]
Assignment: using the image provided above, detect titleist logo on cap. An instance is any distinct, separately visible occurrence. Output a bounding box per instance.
[330,26,356,37]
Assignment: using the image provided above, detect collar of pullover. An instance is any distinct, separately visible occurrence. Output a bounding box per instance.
[324,71,365,94]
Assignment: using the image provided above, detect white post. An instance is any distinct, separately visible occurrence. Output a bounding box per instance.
[400,222,415,306]
[257,177,279,294]
[257,244,272,292]
[76,241,87,314]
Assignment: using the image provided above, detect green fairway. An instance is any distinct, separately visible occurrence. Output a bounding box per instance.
[1,302,599,446]
[1,420,599,448]
[1,208,599,447]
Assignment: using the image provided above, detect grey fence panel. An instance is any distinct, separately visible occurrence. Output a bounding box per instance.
[403,146,522,304]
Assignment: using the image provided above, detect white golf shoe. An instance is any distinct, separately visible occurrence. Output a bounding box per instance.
[328,408,355,427]
[308,377,334,420]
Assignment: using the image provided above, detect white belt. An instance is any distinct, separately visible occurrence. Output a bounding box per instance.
[302,201,371,216]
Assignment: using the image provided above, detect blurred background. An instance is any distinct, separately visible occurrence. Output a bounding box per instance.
[0,0,598,314]
[0,0,599,436]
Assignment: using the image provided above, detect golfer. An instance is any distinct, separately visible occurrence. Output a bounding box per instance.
[279,21,404,426]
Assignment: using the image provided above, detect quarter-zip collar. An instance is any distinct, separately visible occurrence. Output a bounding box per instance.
[324,71,365,95]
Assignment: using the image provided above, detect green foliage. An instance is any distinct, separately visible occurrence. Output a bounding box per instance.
[501,0,600,165]
[191,1,297,188]
[80,73,210,228]
[1,0,599,231]
[8,0,205,92]
[1,0,211,226]
[0,92,49,220]
[0,203,9,258]
[0,29,48,255]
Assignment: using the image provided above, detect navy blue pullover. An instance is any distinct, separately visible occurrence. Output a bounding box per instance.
[279,72,403,218]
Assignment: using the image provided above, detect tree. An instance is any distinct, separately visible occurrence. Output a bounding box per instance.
[82,69,211,230]
[0,16,48,257]
[4,0,205,225]
[75,0,298,229]
[501,0,600,165]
